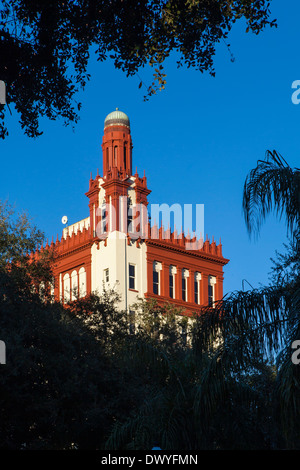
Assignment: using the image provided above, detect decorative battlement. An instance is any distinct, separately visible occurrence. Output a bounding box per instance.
[33,229,224,268]
[146,223,223,258]
[34,215,224,261]
[29,224,93,262]
[40,108,229,310]
[62,217,90,238]
[55,224,93,255]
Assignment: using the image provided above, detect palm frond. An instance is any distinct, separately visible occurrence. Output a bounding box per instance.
[193,286,291,359]
[243,150,300,238]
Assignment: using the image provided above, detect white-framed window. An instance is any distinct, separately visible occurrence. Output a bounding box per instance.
[63,273,70,302]
[153,261,162,295]
[208,275,216,306]
[79,267,86,298]
[194,272,201,304]
[104,268,109,283]
[169,265,177,299]
[127,196,133,233]
[101,200,107,234]
[129,263,136,290]
[50,277,55,301]
[182,269,189,302]
[71,269,78,300]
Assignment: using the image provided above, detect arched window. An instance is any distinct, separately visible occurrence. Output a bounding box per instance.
[114,146,118,166]
[153,261,162,295]
[39,282,45,301]
[79,267,86,298]
[169,265,176,299]
[71,270,78,300]
[127,196,133,232]
[50,277,55,299]
[101,201,107,234]
[182,269,189,302]
[59,273,63,301]
[106,148,109,170]
[63,273,70,303]
[124,144,127,169]
[208,275,216,306]
[194,272,201,304]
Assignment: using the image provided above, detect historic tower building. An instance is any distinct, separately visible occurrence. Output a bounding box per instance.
[49,109,229,315]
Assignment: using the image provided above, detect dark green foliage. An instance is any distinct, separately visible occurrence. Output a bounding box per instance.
[0,200,44,266]
[0,200,54,302]
[0,296,120,449]
[1,145,300,453]
[0,202,142,449]
[104,150,300,450]
[104,298,280,450]
[243,150,300,240]
[0,0,276,137]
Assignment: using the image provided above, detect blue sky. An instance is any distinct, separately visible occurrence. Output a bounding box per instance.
[1,0,299,296]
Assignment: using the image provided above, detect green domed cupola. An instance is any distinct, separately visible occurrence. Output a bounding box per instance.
[104,108,130,129]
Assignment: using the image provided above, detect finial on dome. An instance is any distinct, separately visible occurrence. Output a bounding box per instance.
[104,108,130,129]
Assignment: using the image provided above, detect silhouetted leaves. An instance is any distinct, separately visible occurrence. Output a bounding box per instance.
[0,0,276,137]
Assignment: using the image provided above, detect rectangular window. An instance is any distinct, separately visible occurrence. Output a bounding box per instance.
[129,264,135,290]
[128,204,133,232]
[101,205,107,233]
[182,276,187,302]
[124,145,127,170]
[194,279,199,304]
[208,284,214,306]
[104,268,109,283]
[153,270,159,295]
[169,273,174,298]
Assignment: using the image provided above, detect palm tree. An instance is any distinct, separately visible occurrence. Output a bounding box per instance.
[242,150,300,447]
[242,149,300,241]
[104,150,300,450]
[193,150,300,448]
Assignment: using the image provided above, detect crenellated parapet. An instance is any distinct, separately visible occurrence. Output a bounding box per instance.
[144,222,226,264]
[41,107,229,310]
[55,226,93,257]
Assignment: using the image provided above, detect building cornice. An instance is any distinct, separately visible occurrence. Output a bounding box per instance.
[145,238,229,266]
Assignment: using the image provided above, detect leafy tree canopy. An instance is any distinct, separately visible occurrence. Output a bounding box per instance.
[0,0,276,138]
[1,190,300,449]
[0,200,54,302]
[0,200,44,265]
